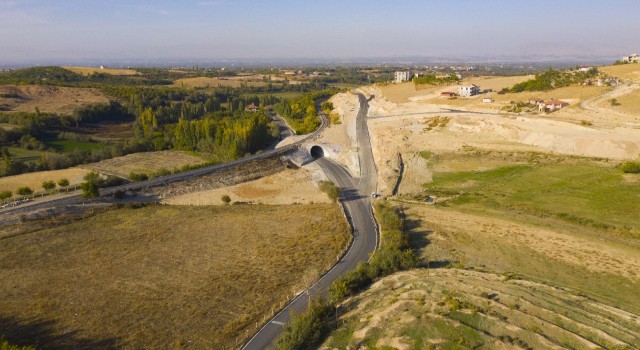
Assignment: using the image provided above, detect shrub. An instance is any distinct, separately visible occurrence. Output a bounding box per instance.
[57,178,70,187]
[128,172,149,182]
[619,161,640,174]
[221,195,231,205]
[0,190,12,200]
[273,298,334,350]
[318,180,340,202]
[16,187,33,196]
[41,180,56,191]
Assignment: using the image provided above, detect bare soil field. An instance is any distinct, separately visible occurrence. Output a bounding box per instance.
[0,203,350,349]
[164,167,331,205]
[0,168,90,195]
[174,77,268,88]
[0,85,109,115]
[322,269,640,349]
[62,66,140,76]
[81,122,135,141]
[80,150,207,177]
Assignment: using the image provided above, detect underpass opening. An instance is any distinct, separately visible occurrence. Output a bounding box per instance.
[310,145,325,159]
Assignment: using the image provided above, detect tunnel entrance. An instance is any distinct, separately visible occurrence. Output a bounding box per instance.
[310,145,325,159]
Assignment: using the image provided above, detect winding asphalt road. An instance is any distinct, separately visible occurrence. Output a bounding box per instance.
[242,93,378,349]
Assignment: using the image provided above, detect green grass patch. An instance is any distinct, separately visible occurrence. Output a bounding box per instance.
[6,147,45,163]
[45,140,106,153]
[425,163,640,234]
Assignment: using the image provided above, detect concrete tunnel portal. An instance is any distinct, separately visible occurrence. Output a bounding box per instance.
[310,145,325,159]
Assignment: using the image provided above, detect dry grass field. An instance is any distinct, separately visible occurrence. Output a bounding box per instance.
[377,82,439,103]
[322,269,640,349]
[600,63,640,82]
[609,88,640,115]
[0,167,90,195]
[62,66,140,76]
[80,150,207,177]
[0,85,109,115]
[174,77,268,89]
[165,168,331,205]
[0,203,350,349]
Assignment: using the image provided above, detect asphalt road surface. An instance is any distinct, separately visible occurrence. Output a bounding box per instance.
[242,93,378,349]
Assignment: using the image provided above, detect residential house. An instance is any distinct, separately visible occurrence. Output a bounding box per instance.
[621,54,640,63]
[458,84,480,97]
[394,71,412,83]
[245,104,259,112]
[540,100,568,112]
[578,66,593,73]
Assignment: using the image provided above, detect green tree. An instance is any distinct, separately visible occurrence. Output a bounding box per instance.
[57,178,70,188]
[80,172,101,199]
[221,195,231,205]
[0,190,12,201]
[610,98,620,106]
[128,172,149,182]
[16,187,33,196]
[42,180,56,191]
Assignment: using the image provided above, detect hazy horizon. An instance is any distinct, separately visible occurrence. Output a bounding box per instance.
[1,0,638,66]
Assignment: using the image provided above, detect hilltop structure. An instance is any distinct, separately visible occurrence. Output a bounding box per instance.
[621,53,639,63]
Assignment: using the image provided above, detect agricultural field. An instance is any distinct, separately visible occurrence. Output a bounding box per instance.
[322,269,640,349]
[45,140,106,153]
[0,167,90,196]
[608,88,640,115]
[80,150,207,178]
[0,85,109,115]
[0,203,350,349]
[62,66,140,76]
[174,77,268,88]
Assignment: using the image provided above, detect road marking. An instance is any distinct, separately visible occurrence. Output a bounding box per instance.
[271,321,285,326]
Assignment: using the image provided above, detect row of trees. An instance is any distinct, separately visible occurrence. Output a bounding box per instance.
[509,67,598,93]
[0,178,71,202]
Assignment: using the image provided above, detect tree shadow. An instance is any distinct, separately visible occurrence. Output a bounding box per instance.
[0,315,118,350]
[404,218,451,269]
[339,188,364,202]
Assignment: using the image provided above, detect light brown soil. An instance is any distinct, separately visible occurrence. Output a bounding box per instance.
[0,85,109,115]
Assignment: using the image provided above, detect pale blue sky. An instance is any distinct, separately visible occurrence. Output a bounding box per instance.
[1,0,638,64]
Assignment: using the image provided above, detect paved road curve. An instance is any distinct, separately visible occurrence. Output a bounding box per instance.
[242,93,378,349]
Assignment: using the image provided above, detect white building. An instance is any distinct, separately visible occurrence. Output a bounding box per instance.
[621,54,640,63]
[458,84,480,97]
[394,71,412,83]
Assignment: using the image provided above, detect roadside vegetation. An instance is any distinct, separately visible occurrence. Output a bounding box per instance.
[0,203,349,349]
[274,202,418,350]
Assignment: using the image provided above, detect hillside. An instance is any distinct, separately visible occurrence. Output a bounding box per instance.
[322,269,640,349]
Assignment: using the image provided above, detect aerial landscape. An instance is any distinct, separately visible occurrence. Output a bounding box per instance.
[1,1,640,349]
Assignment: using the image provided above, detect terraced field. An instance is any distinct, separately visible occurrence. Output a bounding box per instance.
[323,269,640,350]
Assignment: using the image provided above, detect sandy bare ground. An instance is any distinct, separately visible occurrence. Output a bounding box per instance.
[164,166,330,206]
[0,168,90,195]
[360,75,640,195]
[0,85,109,115]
